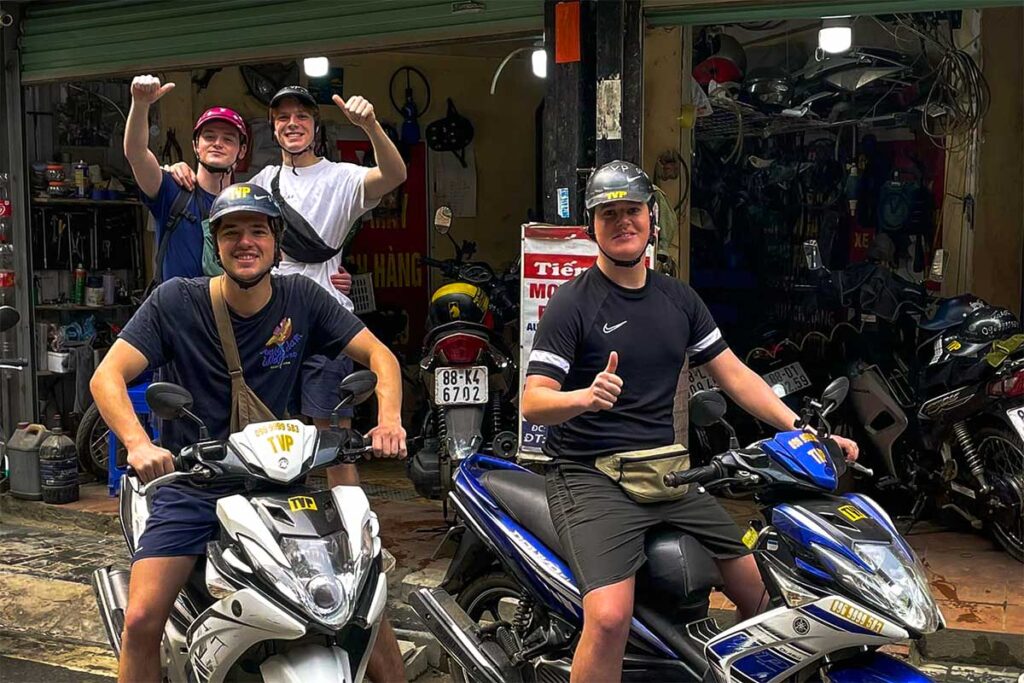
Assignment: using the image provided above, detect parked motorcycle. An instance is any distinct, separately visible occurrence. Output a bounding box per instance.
[91,372,388,682]
[409,379,943,682]
[407,207,520,513]
[804,240,1024,561]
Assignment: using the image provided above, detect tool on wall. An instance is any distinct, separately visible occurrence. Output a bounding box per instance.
[389,66,431,146]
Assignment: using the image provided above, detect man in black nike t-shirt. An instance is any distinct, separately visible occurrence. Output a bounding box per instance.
[523,160,860,683]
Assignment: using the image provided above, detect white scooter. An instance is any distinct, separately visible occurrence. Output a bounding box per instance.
[92,371,387,682]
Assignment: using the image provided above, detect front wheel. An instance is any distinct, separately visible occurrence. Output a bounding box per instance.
[451,573,523,683]
[977,425,1024,562]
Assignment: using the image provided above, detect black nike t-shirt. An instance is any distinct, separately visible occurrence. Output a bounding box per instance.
[120,274,364,454]
[526,267,727,460]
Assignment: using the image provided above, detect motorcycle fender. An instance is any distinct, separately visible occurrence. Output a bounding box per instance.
[260,643,353,683]
[440,524,495,594]
[849,368,908,478]
[188,588,306,683]
[444,406,485,460]
[823,651,932,682]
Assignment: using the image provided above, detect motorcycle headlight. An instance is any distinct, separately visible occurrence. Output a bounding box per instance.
[241,529,370,629]
[813,542,942,634]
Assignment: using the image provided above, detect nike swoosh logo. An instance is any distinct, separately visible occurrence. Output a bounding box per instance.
[603,321,627,334]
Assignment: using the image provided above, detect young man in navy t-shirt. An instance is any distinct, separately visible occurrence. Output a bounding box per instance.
[91,184,408,682]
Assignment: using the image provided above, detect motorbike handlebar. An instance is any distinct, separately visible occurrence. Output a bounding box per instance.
[0,357,28,368]
[664,462,723,488]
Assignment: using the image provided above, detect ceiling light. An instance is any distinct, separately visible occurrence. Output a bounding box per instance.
[531,48,547,79]
[303,57,329,78]
[819,16,853,54]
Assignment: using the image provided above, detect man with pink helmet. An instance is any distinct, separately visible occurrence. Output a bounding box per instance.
[125,75,248,282]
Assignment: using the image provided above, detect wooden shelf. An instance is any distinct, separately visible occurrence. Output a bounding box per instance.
[31,197,141,207]
[35,304,134,311]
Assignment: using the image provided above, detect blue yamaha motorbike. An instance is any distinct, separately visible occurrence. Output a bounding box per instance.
[409,378,943,682]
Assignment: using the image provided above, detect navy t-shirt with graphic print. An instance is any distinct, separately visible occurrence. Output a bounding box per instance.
[119,274,364,455]
[526,267,727,460]
[140,171,216,280]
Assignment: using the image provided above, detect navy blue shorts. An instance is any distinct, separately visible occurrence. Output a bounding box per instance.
[301,354,356,420]
[133,483,237,563]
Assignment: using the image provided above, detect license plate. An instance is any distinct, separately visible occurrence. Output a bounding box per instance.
[687,365,719,398]
[1007,406,1024,443]
[436,366,489,405]
[763,362,812,398]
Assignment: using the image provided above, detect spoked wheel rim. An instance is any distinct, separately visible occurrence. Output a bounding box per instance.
[88,419,117,471]
[980,432,1024,560]
[451,584,522,683]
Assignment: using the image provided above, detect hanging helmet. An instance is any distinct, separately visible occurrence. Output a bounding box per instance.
[193,107,248,145]
[693,34,747,87]
[209,183,285,289]
[866,233,896,264]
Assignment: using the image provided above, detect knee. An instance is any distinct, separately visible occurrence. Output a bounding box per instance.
[121,601,168,645]
[583,595,633,641]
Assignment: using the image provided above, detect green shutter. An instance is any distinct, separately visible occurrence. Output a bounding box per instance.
[647,0,1024,25]
[21,0,544,83]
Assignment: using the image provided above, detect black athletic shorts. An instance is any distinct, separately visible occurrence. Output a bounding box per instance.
[545,459,750,596]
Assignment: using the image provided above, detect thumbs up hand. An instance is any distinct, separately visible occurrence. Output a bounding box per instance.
[583,351,623,412]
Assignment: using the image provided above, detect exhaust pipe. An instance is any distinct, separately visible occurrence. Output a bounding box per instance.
[91,567,130,658]
[408,587,517,683]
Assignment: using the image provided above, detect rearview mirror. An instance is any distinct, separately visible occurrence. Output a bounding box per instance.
[433,206,453,235]
[803,240,823,272]
[928,249,947,283]
[0,306,20,333]
[338,370,377,407]
[146,382,195,420]
[821,377,849,412]
[689,390,728,428]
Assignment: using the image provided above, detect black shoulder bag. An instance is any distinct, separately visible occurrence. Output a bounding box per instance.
[271,167,343,264]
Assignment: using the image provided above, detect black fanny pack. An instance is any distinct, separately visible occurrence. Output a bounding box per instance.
[271,167,342,264]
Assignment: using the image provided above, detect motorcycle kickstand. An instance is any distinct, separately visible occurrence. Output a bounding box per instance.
[897,494,928,536]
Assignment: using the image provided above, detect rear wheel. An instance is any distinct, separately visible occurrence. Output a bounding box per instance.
[450,573,523,683]
[977,425,1024,562]
[76,403,117,478]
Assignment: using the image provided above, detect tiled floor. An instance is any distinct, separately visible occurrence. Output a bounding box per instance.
[11,461,1024,636]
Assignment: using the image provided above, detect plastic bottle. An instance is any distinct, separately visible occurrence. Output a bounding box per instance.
[74,161,90,198]
[0,174,12,307]
[73,264,86,305]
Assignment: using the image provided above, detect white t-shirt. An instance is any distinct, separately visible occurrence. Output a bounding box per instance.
[250,159,379,310]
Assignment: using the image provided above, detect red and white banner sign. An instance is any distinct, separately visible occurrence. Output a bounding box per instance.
[518,224,653,454]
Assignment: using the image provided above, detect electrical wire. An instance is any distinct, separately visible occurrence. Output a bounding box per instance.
[885,13,989,150]
[65,83,127,122]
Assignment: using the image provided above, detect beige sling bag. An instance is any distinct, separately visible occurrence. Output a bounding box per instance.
[209,276,277,432]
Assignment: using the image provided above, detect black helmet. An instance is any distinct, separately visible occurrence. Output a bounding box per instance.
[959,306,1020,345]
[584,160,657,268]
[585,160,655,211]
[209,183,284,289]
[269,85,320,117]
[939,305,1020,359]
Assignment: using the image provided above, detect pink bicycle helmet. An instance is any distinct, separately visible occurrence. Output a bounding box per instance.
[193,107,248,144]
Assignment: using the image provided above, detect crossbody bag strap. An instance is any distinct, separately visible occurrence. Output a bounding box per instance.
[209,275,245,384]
